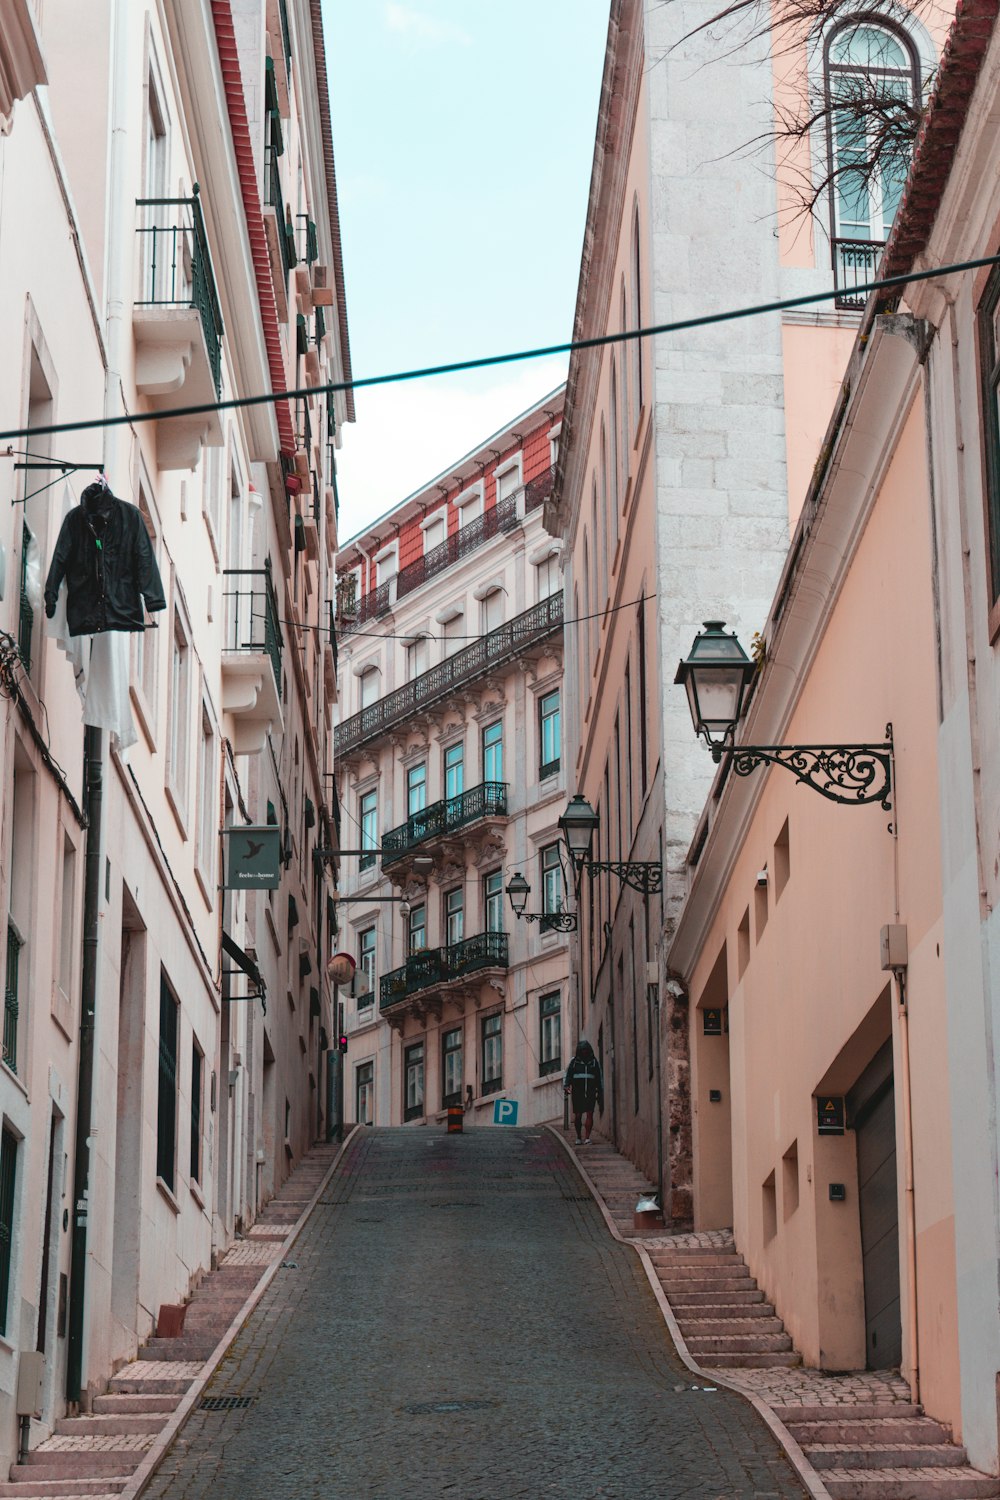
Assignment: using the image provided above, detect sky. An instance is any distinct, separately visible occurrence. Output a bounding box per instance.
[321,0,610,541]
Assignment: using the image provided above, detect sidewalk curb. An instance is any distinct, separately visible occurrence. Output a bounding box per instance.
[543,1124,832,1500]
[120,1128,361,1500]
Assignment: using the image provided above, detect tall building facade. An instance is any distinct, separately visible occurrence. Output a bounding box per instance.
[0,0,350,1463]
[547,0,947,1215]
[334,391,569,1129]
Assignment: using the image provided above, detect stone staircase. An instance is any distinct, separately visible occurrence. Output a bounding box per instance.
[2,1144,339,1499]
[649,1244,802,1369]
[773,1404,1000,1499]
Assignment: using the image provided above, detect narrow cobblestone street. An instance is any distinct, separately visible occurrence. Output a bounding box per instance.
[144,1128,807,1500]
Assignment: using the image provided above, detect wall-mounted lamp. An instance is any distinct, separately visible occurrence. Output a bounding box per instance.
[674,621,893,809]
[505,872,577,932]
[557,795,663,895]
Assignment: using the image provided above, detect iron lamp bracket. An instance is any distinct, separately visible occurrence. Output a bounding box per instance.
[709,723,894,809]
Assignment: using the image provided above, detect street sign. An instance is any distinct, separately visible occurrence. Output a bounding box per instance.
[493,1099,519,1126]
[817,1096,846,1135]
[223,826,282,890]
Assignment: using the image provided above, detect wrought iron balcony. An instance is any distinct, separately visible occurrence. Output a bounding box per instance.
[832,237,883,310]
[382,781,508,868]
[135,188,224,396]
[380,931,509,1010]
[221,564,284,751]
[524,465,555,514]
[335,592,564,758]
[264,144,296,281]
[391,493,520,606]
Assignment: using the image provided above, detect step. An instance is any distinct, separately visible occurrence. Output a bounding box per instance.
[0,1482,127,1497]
[703,1352,803,1368]
[790,1420,953,1446]
[107,1375,193,1396]
[666,1288,766,1307]
[822,1468,1000,1499]
[138,1339,217,1361]
[53,1416,163,1438]
[13,1458,138,1481]
[773,1404,923,1424]
[809,1445,970,1471]
[675,1301,776,1320]
[653,1263,752,1281]
[648,1253,746,1268]
[685,1332,793,1354]
[675,1316,787,1337]
[658,1277,755,1297]
[92,1395,181,1416]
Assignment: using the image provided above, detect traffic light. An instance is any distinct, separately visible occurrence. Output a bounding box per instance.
[338,1034,348,1054]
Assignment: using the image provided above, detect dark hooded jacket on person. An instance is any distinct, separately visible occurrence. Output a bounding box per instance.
[563,1041,604,1113]
[44,483,166,637]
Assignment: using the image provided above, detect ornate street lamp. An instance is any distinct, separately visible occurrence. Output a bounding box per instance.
[675,621,894,809]
[505,872,577,933]
[559,795,663,895]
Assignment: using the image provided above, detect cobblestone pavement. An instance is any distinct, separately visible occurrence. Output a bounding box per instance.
[144,1128,808,1500]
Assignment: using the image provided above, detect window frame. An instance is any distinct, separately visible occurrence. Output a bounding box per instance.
[356,1059,374,1125]
[358,925,376,1002]
[404,1041,425,1122]
[156,972,179,1193]
[481,1011,503,1096]
[190,1036,204,1186]
[441,1026,463,1108]
[0,1127,18,1337]
[359,787,378,871]
[539,991,562,1076]
[483,869,504,934]
[444,886,464,948]
[539,689,561,780]
[482,719,503,784]
[408,902,426,954]
[540,843,563,917]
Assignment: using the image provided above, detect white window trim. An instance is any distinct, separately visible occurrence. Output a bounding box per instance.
[473,577,505,602]
[419,509,448,535]
[435,603,464,625]
[494,454,523,500]
[528,541,561,567]
[373,540,398,575]
[455,481,484,521]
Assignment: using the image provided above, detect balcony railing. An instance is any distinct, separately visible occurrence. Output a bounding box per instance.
[338,578,392,634]
[223,564,283,693]
[832,237,883,310]
[382,781,508,868]
[380,931,509,1010]
[135,188,224,395]
[524,466,555,513]
[4,923,22,1075]
[393,493,519,606]
[335,592,564,758]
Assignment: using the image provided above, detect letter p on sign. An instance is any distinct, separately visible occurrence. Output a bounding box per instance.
[493,1099,519,1126]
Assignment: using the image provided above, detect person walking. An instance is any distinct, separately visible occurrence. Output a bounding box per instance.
[563,1039,604,1146]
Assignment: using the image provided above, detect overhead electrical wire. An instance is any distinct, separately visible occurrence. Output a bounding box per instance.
[278,590,652,644]
[2,254,999,445]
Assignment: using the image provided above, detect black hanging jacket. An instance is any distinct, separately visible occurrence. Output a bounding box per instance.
[44,496,166,636]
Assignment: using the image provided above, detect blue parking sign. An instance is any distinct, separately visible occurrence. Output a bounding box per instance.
[493,1099,518,1126]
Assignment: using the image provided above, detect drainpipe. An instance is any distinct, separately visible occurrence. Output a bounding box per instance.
[66,728,102,1406]
[896,965,920,1406]
[67,0,128,1404]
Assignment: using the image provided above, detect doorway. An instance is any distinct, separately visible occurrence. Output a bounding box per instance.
[847,1039,901,1370]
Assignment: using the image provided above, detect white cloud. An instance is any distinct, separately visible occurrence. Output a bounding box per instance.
[334,357,567,544]
[383,3,472,46]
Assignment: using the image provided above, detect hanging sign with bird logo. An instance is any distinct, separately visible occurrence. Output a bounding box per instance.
[223,826,282,889]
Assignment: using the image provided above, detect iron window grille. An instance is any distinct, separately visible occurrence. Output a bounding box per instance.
[0,1128,16,1337]
[190,1042,203,1185]
[3,921,22,1074]
[156,976,179,1191]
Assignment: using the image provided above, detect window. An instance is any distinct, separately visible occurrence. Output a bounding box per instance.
[359,789,377,871]
[157,975,179,1191]
[539,992,561,1075]
[442,612,464,656]
[445,887,464,947]
[190,1038,203,1184]
[482,720,503,784]
[0,1128,17,1336]
[442,1027,463,1108]
[356,1060,374,1125]
[359,666,379,709]
[405,635,429,680]
[132,485,160,721]
[4,760,30,1075]
[978,263,1000,608]
[374,545,398,603]
[17,522,35,673]
[444,742,464,802]
[539,690,560,778]
[404,1042,425,1121]
[57,834,76,1001]
[825,20,918,295]
[619,282,630,485]
[541,844,563,917]
[201,442,223,551]
[484,870,504,934]
[481,588,504,633]
[422,514,446,554]
[536,551,560,600]
[456,485,483,527]
[196,703,217,888]
[168,608,191,816]
[359,926,376,999]
[408,902,426,954]
[407,763,427,816]
[3,921,23,1075]
[481,1013,502,1095]
[496,462,521,511]
[631,207,643,425]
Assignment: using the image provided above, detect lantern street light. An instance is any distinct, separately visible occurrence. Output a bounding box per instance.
[675,621,894,808]
[505,872,577,933]
[558,795,663,895]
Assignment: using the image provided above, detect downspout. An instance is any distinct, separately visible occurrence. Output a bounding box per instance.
[67,0,128,1405]
[896,966,920,1407]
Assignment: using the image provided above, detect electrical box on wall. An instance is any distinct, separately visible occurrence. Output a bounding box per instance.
[880,924,908,971]
[16,1351,44,1417]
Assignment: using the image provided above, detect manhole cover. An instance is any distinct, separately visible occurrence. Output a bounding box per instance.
[402,1399,498,1416]
[200,1396,255,1411]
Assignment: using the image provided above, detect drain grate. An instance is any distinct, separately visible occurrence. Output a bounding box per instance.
[200,1396,256,1412]
[403,1399,498,1415]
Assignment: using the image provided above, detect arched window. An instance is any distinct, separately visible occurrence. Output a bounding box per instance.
[825,17,920,303]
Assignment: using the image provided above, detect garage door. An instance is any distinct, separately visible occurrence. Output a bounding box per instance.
[852,1053,902,1370]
